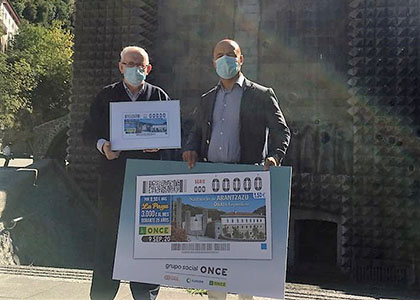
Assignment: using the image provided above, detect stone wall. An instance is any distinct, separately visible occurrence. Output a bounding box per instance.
[67,0,158,200]
[346,0,420,283]
[33,114,69,160]
[154,0,352,269]
[68,0,420,283]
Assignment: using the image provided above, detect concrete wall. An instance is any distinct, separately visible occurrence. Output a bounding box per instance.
[68,0,158,200]
[154,0,352,174]
[68,0,420,283]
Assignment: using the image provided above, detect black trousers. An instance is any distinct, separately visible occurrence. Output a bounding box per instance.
[90,163,159,300]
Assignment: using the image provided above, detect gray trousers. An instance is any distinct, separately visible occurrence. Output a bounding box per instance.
[90,168,159,300]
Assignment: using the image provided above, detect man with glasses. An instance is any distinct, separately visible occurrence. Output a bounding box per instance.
[183,39,290,300]
[84,46,169,300]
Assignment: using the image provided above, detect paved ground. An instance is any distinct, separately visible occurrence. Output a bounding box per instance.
[1,161,419,300]
[0,158,33,168]
[0,265,419,300]
[0,160,96,268]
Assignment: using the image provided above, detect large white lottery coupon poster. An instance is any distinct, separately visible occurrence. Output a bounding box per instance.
[134,172,271,260]
[113,159,291,299]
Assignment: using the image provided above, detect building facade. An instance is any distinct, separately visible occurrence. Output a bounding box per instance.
[0,0,20,52]
[221,213,266,241]
[68,0,420,285]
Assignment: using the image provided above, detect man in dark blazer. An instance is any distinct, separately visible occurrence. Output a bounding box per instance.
[84,46,169,300]
[182,39,290,300]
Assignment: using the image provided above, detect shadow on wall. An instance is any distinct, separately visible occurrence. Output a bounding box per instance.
[284,121,352,175]
[0,160,95,269]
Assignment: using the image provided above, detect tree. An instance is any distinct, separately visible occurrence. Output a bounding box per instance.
[9,21,73,122]
[170,222,188,242]
[232,226,242,239]
[222,226,228,236]
[22,3,37,22]
[9,0,74,29]
[252,226,259,239]
[0,21,73,148]
[0,52,35,132]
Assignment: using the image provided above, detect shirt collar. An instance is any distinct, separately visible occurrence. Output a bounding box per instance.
[123,81,145,100]
[236,73,245,88]
[217,73,245,91]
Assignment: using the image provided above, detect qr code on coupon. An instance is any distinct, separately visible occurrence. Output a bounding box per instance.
[143,180,186,194]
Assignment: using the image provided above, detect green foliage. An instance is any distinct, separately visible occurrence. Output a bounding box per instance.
[170,222,188,242]
[222,226,229,237]
[0,52,34,131]
[252,226,259,238]
[0,21,73,136]
[9,0,74,29]
[9,21,73,123]
[232,226,242,239]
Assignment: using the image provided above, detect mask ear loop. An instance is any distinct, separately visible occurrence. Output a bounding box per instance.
[158,90,162,101]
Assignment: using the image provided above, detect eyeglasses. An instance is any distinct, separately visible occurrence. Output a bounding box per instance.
[121,62,148,70]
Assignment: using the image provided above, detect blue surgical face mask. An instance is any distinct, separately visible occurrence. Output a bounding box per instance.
[215,55,240,79]
[124,67,146,86]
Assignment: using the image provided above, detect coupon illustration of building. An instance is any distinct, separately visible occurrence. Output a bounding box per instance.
[123,112,168,137]
[134,171,272,260]
[171,199,266,242]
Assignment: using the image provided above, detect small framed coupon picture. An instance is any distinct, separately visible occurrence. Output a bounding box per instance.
[110,100,181,151]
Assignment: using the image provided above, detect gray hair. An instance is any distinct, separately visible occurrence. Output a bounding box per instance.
[120,46,149,64]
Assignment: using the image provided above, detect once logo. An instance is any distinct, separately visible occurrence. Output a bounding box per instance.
[209,280,226,287]
[139,226,171,236]
[200,266,228,276]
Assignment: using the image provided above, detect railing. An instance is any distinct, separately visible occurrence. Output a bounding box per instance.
[352,259,415,285]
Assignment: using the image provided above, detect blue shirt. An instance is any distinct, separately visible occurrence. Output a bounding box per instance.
[207,74,245,163]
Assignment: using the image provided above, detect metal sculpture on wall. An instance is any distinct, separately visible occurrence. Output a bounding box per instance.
[346,0,420,283]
